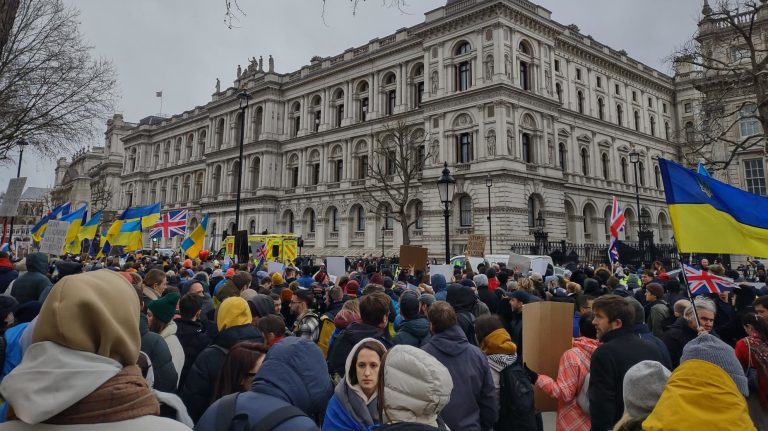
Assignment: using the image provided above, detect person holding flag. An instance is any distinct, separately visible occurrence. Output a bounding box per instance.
[608,196,625,265]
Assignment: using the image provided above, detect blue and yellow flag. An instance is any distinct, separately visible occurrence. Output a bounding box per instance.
[78,211,102,243]
[61,205,88,254]
[31,202,71,241]
[112,219,143,251]
[121,203,161,229]
[182,213,208,258]
[660,158,768,256]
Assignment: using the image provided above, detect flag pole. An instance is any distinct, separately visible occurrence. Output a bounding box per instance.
[676,246,701,330]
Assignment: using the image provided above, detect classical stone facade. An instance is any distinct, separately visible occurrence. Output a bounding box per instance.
[0,187,51,242]
[118,0,681,257]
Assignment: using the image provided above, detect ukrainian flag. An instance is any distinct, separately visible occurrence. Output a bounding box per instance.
[78,211,102,243]
[112,219,143,251]
[182,213,208,258]
[31,202,71,241]
[660,158,768,256]
[61,205,88,254]
[121,202,161,229]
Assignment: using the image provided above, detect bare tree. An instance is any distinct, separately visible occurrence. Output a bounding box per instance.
[363,121,432,246]
[672,0,768,171]
[90,175,113,213]
[0,0,20,56]
[223,0,408,26]
[0,0,117,163]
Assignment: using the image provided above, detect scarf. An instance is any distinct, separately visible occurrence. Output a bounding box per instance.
[336,377,379,427]
[488,353,518,369]
[11,365,159,425]
[747,336,768,373]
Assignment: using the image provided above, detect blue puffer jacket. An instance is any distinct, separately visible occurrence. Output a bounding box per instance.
[196,337,333,431]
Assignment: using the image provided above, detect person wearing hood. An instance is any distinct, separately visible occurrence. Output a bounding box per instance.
[625,297,673,369]
[147,292,185,387]
[179,296,263,422]
[430,274,447,301]
[525,312,599,431]
[378,345,453,431]
[247,293,276,324]
[0,252,18,295]
[195,337,333,431]
[643,334,755,431]
[0,269,190,430]
[612,361,671,431]
[174,293,210,388]
[328,292,392,379]
[323,338,387,430]
[446,283,483,346]
[10,252,50,305]
[392,291,430,347]
[422,302,497,431]
[474,274,500,314]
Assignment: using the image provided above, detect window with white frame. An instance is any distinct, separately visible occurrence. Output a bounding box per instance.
[744,159,767,196]
[459,196,473,226]
[740,103,761,137]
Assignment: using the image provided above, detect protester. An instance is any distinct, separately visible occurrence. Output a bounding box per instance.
[643,283,669,337]
[147,291,184,385]
[755,296,768,321]
[734,312,768,429]
[291,289,321,341]
[625,297,672,368]
[422,301,497,431]
[661,296,716,368]
[9,252,50,304]
[377,344,453,430]
[392,290,430,347]
[588,294,667,431]
[174,293,210,387]
[195,337,333,431]
[180,296,263,422]
[0,252,18,295]
[612,361,671,430]
[142,268,167,304]
[323,338,387,430]
[212,341,268,399]
[133,281,179,394]
[0,270,190,430]
[256,314,287,348]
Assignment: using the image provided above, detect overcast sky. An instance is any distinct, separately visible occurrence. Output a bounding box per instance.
[1,0,702,193]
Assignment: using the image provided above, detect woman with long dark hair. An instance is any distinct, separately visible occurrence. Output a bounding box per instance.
[212,341,268,400]
[735,312,768,430]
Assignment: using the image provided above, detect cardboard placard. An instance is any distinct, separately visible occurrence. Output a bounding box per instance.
[326,256,347,277]
[0,177,27,217]
[465,234,486,258]
[267,261,285,275]
[428,264,454,282]
[399,245,428,272]
[38,220,69,255]
[522,301,575,412]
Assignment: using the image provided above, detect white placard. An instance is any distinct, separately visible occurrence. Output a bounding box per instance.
[531,259,549,275]
[429,264,454,282]
[326,256,346,277]
[38,220,69,255]
[329,274,338,285]
[0,178,27,217]
[267,261,285,275]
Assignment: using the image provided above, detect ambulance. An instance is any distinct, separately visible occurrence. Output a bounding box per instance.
[220,234,299,265]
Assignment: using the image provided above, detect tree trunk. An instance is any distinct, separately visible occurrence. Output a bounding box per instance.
[0,0,20,57]
[400,216,410,246]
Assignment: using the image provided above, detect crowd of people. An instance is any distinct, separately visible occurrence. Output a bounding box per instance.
[0,249,765,430]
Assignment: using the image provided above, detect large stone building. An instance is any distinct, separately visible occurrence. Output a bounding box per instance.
[118,0,685,257]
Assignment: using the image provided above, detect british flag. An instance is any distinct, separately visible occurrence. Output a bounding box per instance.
[683,264,736,295]
[149,210,188,239]
[608,196,625,264]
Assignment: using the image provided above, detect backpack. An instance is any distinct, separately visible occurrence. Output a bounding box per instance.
[573,349,591,413]
[456,311,477,345]
[660,302,677,331]
[215,392,307,431]
[495,363,537,431]
[317,315,336,358]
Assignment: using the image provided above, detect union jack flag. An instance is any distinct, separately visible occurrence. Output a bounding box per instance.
[149,210,188,239]
[608,196,625,264]
[683,264,736,295]
[253,242,267,270]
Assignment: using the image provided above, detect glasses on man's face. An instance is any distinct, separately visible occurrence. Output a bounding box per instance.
[290,300,302,305]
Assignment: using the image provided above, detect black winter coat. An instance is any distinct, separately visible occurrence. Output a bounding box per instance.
[0,265,18,294]
[477,286,500,314]
[392,316,431,347]
[139,313,178,393]
[660,316,698,369]
[327,322,392,377]
[174,318,211,387]
[588,328,666,431]
[11,253,51,304]
[179,323,263,422]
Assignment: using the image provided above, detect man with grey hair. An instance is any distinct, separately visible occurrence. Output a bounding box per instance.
[660,296,717,368]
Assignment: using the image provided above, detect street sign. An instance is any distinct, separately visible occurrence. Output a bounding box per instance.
[0,177,27,217]
[39,220,69,255]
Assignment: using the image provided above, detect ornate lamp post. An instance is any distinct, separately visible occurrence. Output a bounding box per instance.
[486,174,493,254]
[437,162,456,264]
[6,138,28,249]
[628,149,646,263]
[234,90,251,260]
[533,211,548,255]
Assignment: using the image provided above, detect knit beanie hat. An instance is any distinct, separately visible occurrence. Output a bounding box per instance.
[271,272,284,285]
[217,297,252,331]
[280,289,293,302]
[346,280,360,297]
[681,333,749,396]
[623,360,671,418]
[33,270,140,367]
[399,291,420,320]
[480,328,517,355]
[419,293,436,307]
[148,292,180,323]
[183,259,193,269]
[473,274,488,287]
[510,290,530,304]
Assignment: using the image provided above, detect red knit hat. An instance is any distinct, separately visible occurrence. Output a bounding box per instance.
[346,280,360,297]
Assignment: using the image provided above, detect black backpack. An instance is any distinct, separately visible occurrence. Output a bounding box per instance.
[495,363,538,431]
[215,392,307,431]
[456,311,477,345]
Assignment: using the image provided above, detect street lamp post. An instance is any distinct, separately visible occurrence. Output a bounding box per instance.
[234,90,251,259]
[628,149,644,262]
[381,223,386,258]
[6,139,28,249]
[486,174,493,254]
[437,162,456,264]
[533,211,548,255]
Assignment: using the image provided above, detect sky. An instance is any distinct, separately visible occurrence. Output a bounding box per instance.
[0,0,703,193]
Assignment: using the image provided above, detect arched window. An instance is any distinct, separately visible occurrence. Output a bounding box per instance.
[580,148,589,175]
[216,118,225,149]
[459,196,473,227]
[649,116,656,136]
[601,153,610,179]
[457,133,472,163]
[251,157,261,189]
[740,103,761,137]
[664,121,670,140]
[639,161,646,186]
[654,165,661,188]
[415,201,423,230]
[685,121,695,142]
[621,157,628,183]
[249,220,256,235]
[577,91,585,114]
[356,206,366,231]
[597,97,605,120]
[308,210,316,233]
[199,130,206,156]
[558,143,566,170]
[292,102,301,137]
[186,134,193,159]
[522,133,532,163]
[331,208,339,232]
[617,105,623,126]
[358,81,370,122]
[520,61,530,91]
[254,106,264,138]
[527,196,539,228]
[457,61,471,91]
[555,82,562,103]
[287,211,295,233]
[634,110,641,131]
[455,41,471,55]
